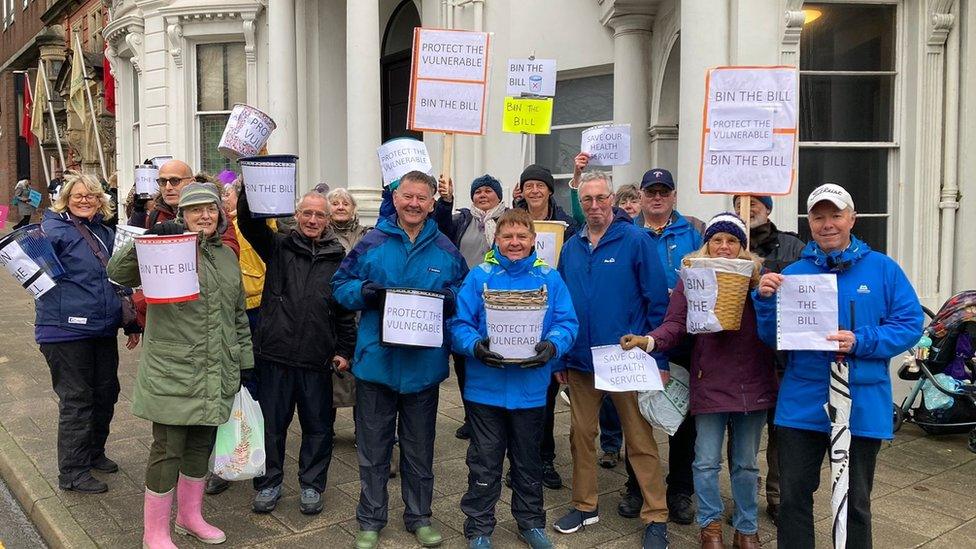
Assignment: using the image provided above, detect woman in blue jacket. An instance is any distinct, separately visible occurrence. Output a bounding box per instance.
[451,209,578,549]
[34,172,138,494]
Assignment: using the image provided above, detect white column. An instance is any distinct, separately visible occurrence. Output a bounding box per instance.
[267,0,299,154]
[607,14,653,186]
[346,0,384,220]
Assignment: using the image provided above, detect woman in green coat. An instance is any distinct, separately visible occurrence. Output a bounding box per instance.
[108,182,253,549]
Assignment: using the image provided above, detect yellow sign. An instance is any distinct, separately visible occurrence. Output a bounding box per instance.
[502,97,553,135]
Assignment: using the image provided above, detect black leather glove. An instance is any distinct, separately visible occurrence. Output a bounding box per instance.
[474,338,505,368]
[133,197,149,213]
[145,220,184,236]
[435,288,456,317]
[361,282,386,309]
[521,340,557,369]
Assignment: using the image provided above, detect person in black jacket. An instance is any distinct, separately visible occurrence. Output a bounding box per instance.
[238,187,357,516]
[512,164,579,242]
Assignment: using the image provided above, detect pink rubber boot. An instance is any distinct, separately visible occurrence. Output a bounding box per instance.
[143,488,178,549]
[174,474,227,544]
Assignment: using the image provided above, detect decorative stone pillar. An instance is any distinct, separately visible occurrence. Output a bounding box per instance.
[603,12,653,186]
[267,0,299,154]
[346,0,384,220]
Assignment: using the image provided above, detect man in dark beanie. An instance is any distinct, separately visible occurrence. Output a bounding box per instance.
[514,164,578,241]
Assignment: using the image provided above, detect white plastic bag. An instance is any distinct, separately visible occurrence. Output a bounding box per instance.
[212,388,266,481]
[638,364,690,436]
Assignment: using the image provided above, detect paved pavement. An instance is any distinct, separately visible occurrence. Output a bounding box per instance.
[0,269,975,548]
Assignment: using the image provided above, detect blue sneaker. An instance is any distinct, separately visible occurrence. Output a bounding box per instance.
[642,522,669,549]
[468,536,491,548]
[252,484,282,513]
[552,508,599,534]
[518,528,553,548]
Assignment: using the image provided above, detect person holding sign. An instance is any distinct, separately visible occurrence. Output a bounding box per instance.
[108,183,253,548]
[620,213,774,549]
[752,184,923,549]
[554,171,672,549]
[513,164,578,241]
[331,171,467,549]
[450,209,578,549]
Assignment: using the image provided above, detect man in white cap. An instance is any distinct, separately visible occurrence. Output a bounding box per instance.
[752,183,923,549]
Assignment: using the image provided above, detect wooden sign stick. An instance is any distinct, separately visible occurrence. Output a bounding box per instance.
[442,133,455,182]
[738,194,752,250]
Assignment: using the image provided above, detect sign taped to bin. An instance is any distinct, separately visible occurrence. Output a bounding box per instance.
[377,138,433,186]
[381,288,445,348]
[134,233,200,304]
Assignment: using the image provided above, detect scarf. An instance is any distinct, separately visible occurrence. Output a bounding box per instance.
[470,203,507,245]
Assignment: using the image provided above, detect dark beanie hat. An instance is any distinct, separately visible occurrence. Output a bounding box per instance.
[470,174,503,201]
[519,164,555,193]
[755,195,773,212]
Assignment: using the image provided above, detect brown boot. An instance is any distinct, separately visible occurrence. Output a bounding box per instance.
[699,521,724,549]
[733,530,760,549]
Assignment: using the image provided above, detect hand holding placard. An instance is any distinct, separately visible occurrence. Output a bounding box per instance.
[581,124,631,166]
[776,274,839,351]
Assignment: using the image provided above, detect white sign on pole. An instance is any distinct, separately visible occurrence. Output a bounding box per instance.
[411,80,487,134]
[506,58,556,97]
[0,239,56,299]
[377,138,433,186]
[581,124,631,166]
[680,268,723,334]
[134,233,200,304]
[592,344,664,392]
[382,289,445,348]
[415,29,489,81]
[699,66,799,195]
[776,274,839,351]
[485,306,546,359]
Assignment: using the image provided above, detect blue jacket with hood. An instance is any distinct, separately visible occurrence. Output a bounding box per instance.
[451,247,578,409]
[752,236,923,439]
[636,210,703,290]
[558,210,671,372]
[331,215,467,394]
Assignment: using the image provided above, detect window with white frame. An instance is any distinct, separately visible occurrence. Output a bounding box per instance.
[535,74,613,207]
[798,3,896,252]
[195,42,245,175]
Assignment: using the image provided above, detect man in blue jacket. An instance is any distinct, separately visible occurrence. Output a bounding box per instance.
[753,183,923,549]
[332,171,468,549]
[553,172,672,549]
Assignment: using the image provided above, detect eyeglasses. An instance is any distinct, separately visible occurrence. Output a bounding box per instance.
[70,194,98,203]
[298,210,328,220]
[580,194,612,206]
[156,177,190,187]
[642,189,673,198]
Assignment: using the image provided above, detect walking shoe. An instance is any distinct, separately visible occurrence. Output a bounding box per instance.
[699,521,723,549]
[598,451,620,469]
[413,525,443,547]
[204,473,230,495]
[252,484,282,513]
[300,488,323,515]
[552,508,599,534]
[174,474,226,544]
[455,422,472,440]
[91,455,119,473]
[468,535,492,548]
[518,528,554,548]
[354,530,379,549]
[559,387,571,405]
[59,473,108,494]
[541,461,562,489]
[643,522,669,549]
[733,530,760,549]
[617,489,643,518]
[766,502,779,526]
[667,493,694,525]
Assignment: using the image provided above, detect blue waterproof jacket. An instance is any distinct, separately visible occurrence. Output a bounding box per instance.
[332,215,467,394]
[451,247,578,409]
[752,237,923,439]
[636,210,703,290]
[558,210,671,372]
[34,210,121,342]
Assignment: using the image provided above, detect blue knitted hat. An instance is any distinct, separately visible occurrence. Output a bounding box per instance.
[703,212,748,244]
[470,174,503,201]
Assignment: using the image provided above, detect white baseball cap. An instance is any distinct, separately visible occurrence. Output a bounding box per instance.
[807,183,855,212]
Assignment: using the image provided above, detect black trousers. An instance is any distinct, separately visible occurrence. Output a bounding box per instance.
[624,412,696,498]
[453,353,468,422]
[355,379,438,532]
[462,401,545,538]
[541,377,560,463]
[254,362,336,492]
[40,337,120,485]
[777,426,881,549]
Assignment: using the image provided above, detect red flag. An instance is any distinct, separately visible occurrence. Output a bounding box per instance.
[103,45,115,114]
[21,73,34,146]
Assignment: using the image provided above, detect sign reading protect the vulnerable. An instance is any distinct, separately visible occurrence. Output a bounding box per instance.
[381,288,445,348]
[776,274,839,351]
[505,58,556,97]
[581,124,631,166]
[592,344,664,393]
[699,66,798,195]
[408,28,491,135]
[485,306,546,359]
[377,138,433,186]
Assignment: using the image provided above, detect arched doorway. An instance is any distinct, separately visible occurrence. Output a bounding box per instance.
[650,35,680,172]
[381,0,422,142]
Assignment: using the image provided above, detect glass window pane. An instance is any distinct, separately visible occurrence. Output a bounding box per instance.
[199,113,235,175]
[800,4,895,71]
[798,216,886,254]
[800,74,893,142]
[226,43,246,106]
[197,44,226,111]
[551,75,613,126]
[798,148,887,215]
[536,127,585,176]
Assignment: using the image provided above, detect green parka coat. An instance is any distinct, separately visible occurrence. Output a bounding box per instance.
[107,229,253,426]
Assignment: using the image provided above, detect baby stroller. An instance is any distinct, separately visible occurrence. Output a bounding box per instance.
[893,290,976,453]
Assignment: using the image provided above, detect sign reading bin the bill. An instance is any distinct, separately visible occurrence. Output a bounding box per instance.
[381,288,445,348]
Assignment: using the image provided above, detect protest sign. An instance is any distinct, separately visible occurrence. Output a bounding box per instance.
[28,190,42,208]
[219,104,276,160]
[777,274,839,351]
[113,224,147,253]
[503,97,553,135]
[134,233,200,303]
[134,165,159,197]
[0,232,57,299]
[238,155,298,218]
[506,58,556,97]
[377,138,433,186]
[485,305,546,359]
[382,289,445,348]
[680,268,723,334]
[0,205,8,229]
[699,66,799,195]
[150,155,173,169]
[592,344,664,392]
[581,124,631,166]
[533,220,566,267]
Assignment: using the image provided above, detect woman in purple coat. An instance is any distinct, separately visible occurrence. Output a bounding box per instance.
[621,213,775,549]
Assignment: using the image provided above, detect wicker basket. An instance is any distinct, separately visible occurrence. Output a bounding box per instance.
[683,257,754,331]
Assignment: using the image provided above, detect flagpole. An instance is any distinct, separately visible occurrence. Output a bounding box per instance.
[38,61,68,171]
[24,72,53,187]
[75,33,108,182]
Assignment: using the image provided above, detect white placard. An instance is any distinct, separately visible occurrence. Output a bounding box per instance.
[239,156,298,218]
[506,58,556,97]
[415,29,489,81]
[113,225,147,254]
[776,274,839,351]
[134,166,159,197]
[150,155,173,169]
[411,79,487,134]
[708,106,774,151]
[0,239,56,299]
[382,289,445,348]
[581,124,631,166]
[680,268,723,334]
[534,232,557,267]
[134,233,200,304]
[409,28,490,135]
[592,344,664,392]
[376,139,433,186]
[485,306,546,359]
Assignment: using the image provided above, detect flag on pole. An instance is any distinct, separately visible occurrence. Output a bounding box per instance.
[21,73,34,146]
[103,44,115,114]
[68,39,89,127]
[31,64,47,143]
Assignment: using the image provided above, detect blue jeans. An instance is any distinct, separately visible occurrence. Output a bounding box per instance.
[693,411,767,533]
[598,395,622,453]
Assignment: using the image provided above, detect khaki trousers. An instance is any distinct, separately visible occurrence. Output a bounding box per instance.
[568,369,668,524]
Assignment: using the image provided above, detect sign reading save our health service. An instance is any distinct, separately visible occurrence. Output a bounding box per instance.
[592,344,664,393]
[581,124,631,166]
[408,28,490,135]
